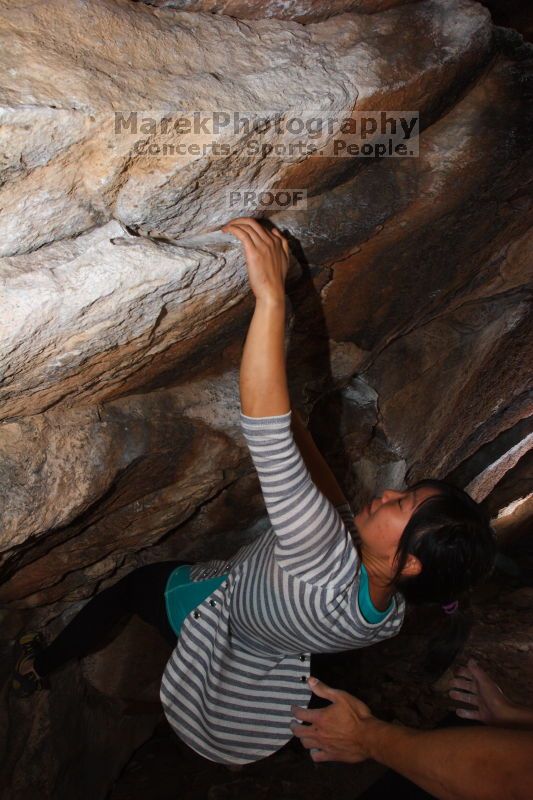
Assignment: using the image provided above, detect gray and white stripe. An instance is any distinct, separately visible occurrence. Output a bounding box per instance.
[160,410,405,764]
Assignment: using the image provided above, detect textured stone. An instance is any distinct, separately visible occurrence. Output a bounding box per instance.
[143,0,411,24]
[0,222,244,420]
[2,0,367,257]
[0,0,492,421]
[0,383,245,602]
[1,651,161,800]
[365,291,531,480]
[275,52,533,482]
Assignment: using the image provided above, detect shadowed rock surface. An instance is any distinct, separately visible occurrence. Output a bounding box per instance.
[1,1,531,798]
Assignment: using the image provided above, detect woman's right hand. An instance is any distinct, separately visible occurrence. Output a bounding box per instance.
[221,217,289,304]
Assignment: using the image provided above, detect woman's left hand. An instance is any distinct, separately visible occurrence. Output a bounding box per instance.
[221,217,289,304]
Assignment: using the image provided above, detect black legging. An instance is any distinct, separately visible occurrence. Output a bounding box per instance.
[34,561,189,678]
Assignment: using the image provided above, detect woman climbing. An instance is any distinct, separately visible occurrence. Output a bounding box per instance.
[12,218,496,766]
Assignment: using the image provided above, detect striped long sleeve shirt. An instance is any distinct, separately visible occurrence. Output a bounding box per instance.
[160,410,405,764]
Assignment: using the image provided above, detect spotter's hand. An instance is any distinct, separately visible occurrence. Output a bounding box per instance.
[221,217,289,304]
[290,677,375,763]
[449,659,522,726]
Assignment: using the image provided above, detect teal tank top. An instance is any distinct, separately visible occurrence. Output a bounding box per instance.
[357,562,393,623]
[164,565,228,636]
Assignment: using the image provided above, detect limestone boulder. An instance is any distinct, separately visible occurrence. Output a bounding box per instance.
[277,48,533,486]
[1,0,493,420]
[143,0,411,24]
[0,222,244,420]
[0,380,246,602]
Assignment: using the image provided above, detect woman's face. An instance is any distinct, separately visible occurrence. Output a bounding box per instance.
[353,486,442,563]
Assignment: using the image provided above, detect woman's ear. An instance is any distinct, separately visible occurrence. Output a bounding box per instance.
[400,554,422,578]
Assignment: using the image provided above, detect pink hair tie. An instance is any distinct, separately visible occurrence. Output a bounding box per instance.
[442,600,459,615]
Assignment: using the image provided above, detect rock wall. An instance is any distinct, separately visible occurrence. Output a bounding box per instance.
[1,0,532,798]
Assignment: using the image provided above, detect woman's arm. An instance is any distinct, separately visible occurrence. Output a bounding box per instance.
[221,217,349,507]
[222,218,290,417]
[225,218,354,584]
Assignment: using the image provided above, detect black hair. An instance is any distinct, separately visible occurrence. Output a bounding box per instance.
[391,478,497,677]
